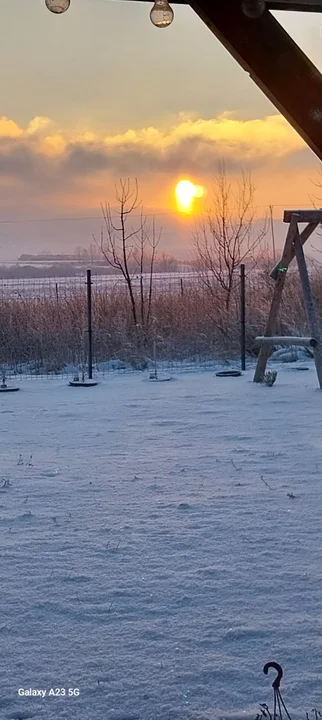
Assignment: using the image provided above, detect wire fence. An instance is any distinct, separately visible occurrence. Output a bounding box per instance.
[0,266,317,379]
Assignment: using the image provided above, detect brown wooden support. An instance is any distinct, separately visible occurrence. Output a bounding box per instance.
[283,210,322,223]
[119,1,322,160]
[293,229,322,388]
[253,215,298,383]
[255,335,317,347]
[188,0,322,160]
[254,210,322,387]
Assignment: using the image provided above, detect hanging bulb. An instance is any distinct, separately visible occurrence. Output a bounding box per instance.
[241,0,265,17]
[150,0,174,28]
[45,0,70,14]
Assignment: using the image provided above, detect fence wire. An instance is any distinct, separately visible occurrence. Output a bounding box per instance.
[0,267,314,379]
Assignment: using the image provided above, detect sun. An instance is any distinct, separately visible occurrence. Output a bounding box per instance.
[175,180,205,214]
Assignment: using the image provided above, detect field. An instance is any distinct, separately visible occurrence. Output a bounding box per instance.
[1,364,321,720]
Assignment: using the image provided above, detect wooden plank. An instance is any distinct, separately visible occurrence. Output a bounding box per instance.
[294,230,322,388]
[188,0,322,161]
[270,222,317,280]
[253,216,298,383]
[120,0,322,8]
[284,209,322,223]
[255,336,316,347]
[268,0,322,8]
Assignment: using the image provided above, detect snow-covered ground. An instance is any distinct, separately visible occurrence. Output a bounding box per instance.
[0,365,321,720]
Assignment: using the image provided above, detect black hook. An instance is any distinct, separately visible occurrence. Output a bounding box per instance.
[263,662,283,690]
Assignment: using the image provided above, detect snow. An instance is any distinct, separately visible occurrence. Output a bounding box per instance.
[0,365,321,720]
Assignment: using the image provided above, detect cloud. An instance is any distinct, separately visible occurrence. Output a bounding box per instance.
[0,111,312,179]
[60,113,309,177]
[0,111,318,218]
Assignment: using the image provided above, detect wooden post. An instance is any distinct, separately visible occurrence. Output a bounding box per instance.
[240,263,246,371]
[269,205,276,264]
[253,216,298,383]
[293,230,322,389]
[86,269,93,380]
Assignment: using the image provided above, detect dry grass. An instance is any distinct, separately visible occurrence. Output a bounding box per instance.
[0,266,320,374]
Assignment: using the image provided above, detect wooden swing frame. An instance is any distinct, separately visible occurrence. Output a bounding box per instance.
[254,210,322,387]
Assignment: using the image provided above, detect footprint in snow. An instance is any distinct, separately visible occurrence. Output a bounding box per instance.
[7,712,37,720]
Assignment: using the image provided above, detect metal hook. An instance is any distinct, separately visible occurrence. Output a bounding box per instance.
[263,662,283,690]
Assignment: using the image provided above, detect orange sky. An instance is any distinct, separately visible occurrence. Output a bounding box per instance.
[0,2,321,260]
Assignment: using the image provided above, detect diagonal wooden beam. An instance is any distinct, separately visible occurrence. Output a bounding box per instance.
[188,0,322,161]
[270,221,318,279]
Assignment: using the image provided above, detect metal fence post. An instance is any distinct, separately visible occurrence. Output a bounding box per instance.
[240,263,246,371]
[86,269,93,379]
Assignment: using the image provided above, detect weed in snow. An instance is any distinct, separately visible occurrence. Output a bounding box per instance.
[263,370,278,387]
[309,711,322,720]
[17,454,33,466]
[104,540,121,552]
[256,703,273,720]
[261,475,273,491]
[256,706,322,720]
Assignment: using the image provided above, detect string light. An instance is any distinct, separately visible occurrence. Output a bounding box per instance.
[150,0,174,28]
[45,0,70,14]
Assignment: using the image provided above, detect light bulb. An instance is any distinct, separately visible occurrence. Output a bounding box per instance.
[150,0,174,28]
[241,0,265,17]
[45,0,70,14]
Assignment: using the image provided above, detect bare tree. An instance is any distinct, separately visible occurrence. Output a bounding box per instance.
[193,166,268,312]
[95,178,161,349]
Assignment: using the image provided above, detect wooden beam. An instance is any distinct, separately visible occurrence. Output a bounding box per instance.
[255,335,317,346]
[253,215,298,382]
[294,229,322,388]
[270,221,318,280]
[269,0,322,9]
[284,209,322,223]
[188,0,322,161]
[119,0,322,9]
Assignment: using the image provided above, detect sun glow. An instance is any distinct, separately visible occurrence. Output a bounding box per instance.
[175,180,205,213]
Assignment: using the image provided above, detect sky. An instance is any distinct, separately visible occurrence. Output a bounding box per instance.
[0,0,322,260]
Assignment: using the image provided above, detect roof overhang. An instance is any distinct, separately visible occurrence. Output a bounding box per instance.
[120,0,322,9]
[117,0,322,162]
